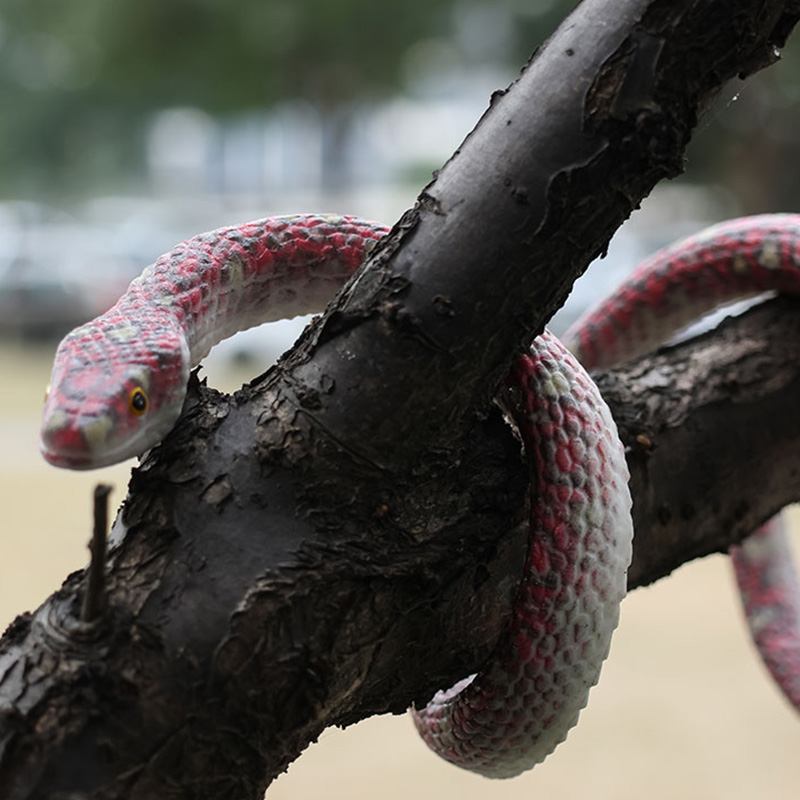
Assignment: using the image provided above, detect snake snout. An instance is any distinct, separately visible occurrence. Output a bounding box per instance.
[40,418,95,469]
[39,409,115,470]
[40,427,91,469]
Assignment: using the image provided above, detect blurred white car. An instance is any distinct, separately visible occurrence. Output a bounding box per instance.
[0,202,139,340]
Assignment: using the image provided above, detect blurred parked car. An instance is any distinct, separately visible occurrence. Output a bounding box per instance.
[0,202,140,341]
[0,187,732,358]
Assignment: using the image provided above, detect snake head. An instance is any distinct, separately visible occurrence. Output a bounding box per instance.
[40,313,190,470]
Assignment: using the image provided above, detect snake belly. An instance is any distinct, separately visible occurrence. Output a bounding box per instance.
[40,212,800,777]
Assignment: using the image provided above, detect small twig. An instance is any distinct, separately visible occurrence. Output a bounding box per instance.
[80,483,112,623]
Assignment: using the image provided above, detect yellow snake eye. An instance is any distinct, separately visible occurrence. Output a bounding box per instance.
[129,387,148,416]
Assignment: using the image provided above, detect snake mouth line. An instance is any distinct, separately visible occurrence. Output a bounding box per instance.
[39,440,97,470]
[39,433,148,471]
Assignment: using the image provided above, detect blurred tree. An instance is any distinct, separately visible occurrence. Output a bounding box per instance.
[0,0,592,193]
[684,56,800,212]
[0,0,799,208]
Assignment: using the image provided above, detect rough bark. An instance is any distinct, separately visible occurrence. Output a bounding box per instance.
[604,296,800,585]
[2,1,800,798]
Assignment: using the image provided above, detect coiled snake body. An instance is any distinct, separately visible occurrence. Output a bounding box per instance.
[41,213,800,777]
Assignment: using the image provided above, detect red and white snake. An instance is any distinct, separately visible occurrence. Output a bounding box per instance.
[40,213,800,777]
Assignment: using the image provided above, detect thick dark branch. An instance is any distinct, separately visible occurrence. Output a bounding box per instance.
[614,297,800,587]
[1,1,799,798]
[283,0,800,468]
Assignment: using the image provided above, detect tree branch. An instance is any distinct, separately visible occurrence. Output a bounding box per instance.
[614,297,800,586]
[2,1,799,798]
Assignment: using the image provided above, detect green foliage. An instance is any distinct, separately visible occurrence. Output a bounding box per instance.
[0,0,457,191]
[0,0,799,209]
[0,0,586,193]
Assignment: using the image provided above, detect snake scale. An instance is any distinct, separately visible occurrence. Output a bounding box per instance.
[40,213,800,777]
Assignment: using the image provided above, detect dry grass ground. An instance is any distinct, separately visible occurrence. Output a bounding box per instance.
[1,340,798,800]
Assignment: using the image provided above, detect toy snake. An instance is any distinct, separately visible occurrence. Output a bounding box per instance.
[40,213,799,777]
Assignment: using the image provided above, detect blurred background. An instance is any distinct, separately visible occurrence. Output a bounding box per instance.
[1,1,799,798]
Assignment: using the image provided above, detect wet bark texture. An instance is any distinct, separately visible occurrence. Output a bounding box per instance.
[2,0,800,797]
